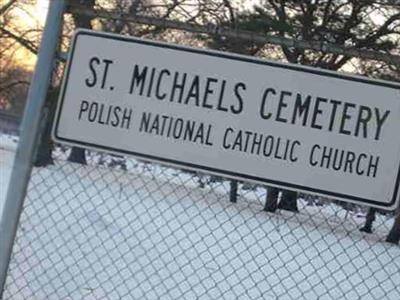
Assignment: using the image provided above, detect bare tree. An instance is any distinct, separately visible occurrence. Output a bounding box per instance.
[0,0,39,114]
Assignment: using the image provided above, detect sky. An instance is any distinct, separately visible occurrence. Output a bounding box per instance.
[6,0,49,69]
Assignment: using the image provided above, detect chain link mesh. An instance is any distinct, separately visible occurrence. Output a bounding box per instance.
[3,147,400,299]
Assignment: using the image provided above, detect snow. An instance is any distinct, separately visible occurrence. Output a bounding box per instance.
[1,133,399,299]
[0,133,18,153]
[0,134,17,216]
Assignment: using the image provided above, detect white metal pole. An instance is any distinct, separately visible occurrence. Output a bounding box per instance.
[0,0,66,297]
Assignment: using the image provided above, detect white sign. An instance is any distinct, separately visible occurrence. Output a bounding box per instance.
[53,29,400,210]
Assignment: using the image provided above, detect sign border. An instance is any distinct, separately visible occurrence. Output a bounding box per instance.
[53,29,400,210]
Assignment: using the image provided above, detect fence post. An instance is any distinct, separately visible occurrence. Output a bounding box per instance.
[0,1,66,297]
[230,181,238,203]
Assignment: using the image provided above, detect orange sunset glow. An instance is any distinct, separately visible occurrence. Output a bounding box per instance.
[1,0,48,70]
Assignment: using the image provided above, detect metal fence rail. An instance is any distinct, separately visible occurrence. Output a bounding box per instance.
[3,150,400,299]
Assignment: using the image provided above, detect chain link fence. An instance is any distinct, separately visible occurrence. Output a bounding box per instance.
[2,146,400,299]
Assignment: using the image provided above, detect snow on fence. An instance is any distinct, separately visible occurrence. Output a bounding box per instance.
[2,147,400,299]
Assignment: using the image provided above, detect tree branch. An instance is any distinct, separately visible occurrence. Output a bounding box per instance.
[0,0,16,16]
[222,0,235,24]
[0,80,30,94]
[0,27,38,55]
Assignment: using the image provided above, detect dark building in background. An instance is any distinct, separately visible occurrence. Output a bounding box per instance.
[0,110,21,135]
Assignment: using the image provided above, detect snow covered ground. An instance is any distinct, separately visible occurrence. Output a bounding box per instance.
[1,133,399,299]
[0,134,17,217]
